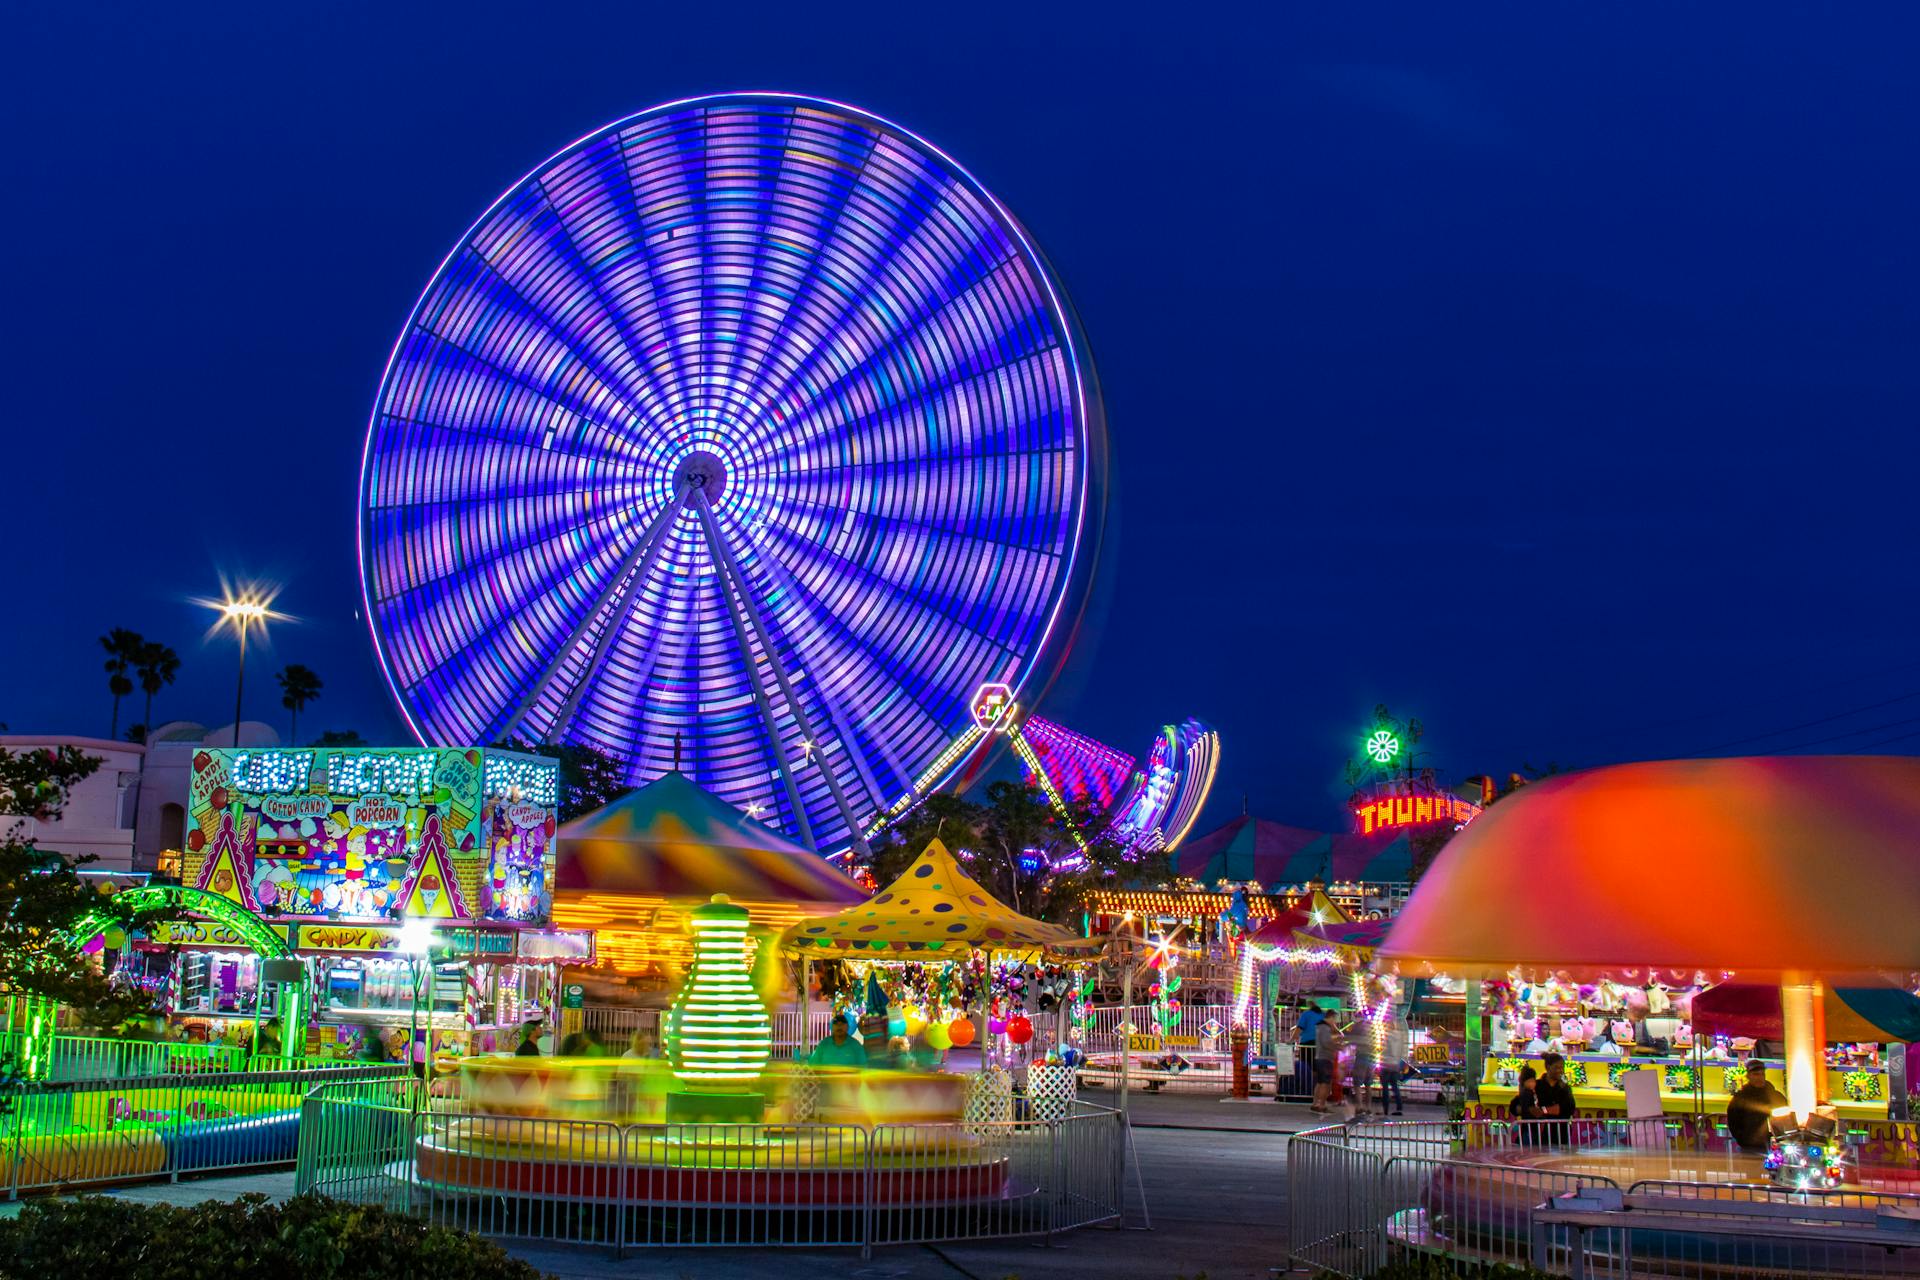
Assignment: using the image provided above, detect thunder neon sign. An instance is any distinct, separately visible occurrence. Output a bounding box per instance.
[1352,791,1482,836]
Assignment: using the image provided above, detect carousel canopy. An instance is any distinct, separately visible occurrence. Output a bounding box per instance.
[1692,983,1920,1043]
[777,839,1093,960]
[555,771,864,906]
[1292,918,1392,965]
[1378,756,1920,983]
[1178,815,1412,886]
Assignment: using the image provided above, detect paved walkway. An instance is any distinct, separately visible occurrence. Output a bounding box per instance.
[3,1091,1343,1277]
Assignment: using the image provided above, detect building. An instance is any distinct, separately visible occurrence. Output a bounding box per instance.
[0,722,287,876]
[0,734,147,873]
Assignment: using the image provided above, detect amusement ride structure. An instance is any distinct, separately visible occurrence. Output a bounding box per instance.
[358,93,1104,859]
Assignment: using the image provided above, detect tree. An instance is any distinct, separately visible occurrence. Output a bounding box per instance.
[99,628,143,740]
[0,744,177,1030]
[125,724,147,745]
[869,779,1172,926]
[275,664,323,745]
[312,729,369,748]
[133,640,181,743]
[492,738,633,821]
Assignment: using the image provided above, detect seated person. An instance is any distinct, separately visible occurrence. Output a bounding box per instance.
[808,1013,867,1067]
[1726,1062,1789,1153]
[1591,1037,1622,1058]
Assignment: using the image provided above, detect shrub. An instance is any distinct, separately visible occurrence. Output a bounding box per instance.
[0,1193,546,1280]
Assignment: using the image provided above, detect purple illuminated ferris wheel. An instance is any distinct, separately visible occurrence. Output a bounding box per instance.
[358,94,1100,858]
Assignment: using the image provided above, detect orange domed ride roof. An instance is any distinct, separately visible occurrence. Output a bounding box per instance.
[1376,756,1920,984]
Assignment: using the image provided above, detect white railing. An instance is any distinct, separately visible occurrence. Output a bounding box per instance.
[300,1084,1127,1256]
[1288,1118,1920,1279]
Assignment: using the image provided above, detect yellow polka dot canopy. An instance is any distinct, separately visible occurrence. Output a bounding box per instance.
[776,839,1094,959]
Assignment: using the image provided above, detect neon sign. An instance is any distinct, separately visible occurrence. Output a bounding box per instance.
[970,683,1015,732]
[484,755,559,807]
[1364,731,1401,766]
[230,751,314,795]
[327,751,436,797]
[1352,791,1482,835]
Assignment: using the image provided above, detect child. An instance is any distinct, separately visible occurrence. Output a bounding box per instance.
[1509,1065,1542,1144]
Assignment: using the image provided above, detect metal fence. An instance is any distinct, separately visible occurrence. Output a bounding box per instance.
[0,1031,253,1082]
[1290,1117,1920,1279]
[1,1063,411,1198]
[298,1082,1127,1256]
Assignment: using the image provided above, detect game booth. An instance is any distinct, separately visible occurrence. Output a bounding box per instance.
[1320,757,1920,1273]
[119,745,588,1063]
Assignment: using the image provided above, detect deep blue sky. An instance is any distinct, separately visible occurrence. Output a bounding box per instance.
[8,5,1918,832]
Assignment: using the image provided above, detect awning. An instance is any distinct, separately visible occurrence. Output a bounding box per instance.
[1692,983,1920,1043]
[554,771,863,906]
[777,839,1094,961]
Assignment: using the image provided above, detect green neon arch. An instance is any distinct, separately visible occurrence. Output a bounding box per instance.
[69,884,291,957]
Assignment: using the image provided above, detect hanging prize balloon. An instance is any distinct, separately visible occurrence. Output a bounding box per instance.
[904,1010,927,1036]
[924,1021,952,1051]
[947,1018,976,1047]
[1007,1015,1033,1045]
[988,1014,1007,1035]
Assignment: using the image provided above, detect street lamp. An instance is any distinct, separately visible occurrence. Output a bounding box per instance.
[209,594,272,747]
[397,916,435,1096]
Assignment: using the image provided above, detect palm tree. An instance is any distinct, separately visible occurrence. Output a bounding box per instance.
[276,664,323,745]
[100,628,144,739]
[134,640,181,743]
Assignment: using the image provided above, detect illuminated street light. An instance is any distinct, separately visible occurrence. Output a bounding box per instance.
[203,589,281,747]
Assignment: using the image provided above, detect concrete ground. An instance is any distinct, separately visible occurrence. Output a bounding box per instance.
[3,1090,1384,1278]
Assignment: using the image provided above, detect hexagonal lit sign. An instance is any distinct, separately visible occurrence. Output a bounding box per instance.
[970,682,1015,732]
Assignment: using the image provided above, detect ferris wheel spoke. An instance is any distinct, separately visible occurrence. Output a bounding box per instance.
[530,148,713,436]
[694,491,873,856]
[709,510,904,809]
[743,514,1027,740]
[423,246,669,456]
[477,157,712,437]
[721,145,981,459]
[489,483,693,742]
[381,326,655,469]
[740,240,1039,467]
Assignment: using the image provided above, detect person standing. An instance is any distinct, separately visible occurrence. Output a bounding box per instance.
[1726,1061,1789,1152]
[1534,1052,1578,1144]
[1312,1013,1339,1114]
[1380,1011,1409,1116]
[1295,1002,1325,1108]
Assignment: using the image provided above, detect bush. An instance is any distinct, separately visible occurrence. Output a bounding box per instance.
[0,1193,547,1280]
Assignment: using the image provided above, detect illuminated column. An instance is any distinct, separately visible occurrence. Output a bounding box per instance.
[1781,978,1827,1123]
[669,894,773,1089]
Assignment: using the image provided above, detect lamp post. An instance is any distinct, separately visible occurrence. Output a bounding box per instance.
[211,596,270,747]
[398,916,434,1099]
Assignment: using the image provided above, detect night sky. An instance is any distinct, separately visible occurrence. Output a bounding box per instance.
[8,5,1918,833]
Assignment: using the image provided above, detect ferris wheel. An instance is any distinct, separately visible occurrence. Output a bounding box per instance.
[359,93,1100,857]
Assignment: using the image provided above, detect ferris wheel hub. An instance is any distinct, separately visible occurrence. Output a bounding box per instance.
[674,450,729,504]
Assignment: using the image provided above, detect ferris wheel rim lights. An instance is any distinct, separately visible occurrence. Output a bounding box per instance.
[358,92,1095,856]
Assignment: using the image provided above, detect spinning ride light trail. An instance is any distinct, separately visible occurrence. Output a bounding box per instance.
[1009,711,1219,852]
[358,94,1099,858]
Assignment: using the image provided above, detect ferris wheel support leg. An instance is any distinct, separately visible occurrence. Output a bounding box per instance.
[496,484,692,742]
[698,498,818,851]
[694,492,874,859]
